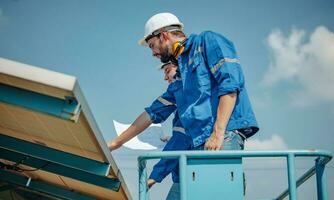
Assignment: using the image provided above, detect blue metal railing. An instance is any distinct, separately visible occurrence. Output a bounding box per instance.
[138,150,332,200]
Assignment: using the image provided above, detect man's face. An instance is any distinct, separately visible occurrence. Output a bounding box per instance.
[161,63,177,83]
[147,33,172,63]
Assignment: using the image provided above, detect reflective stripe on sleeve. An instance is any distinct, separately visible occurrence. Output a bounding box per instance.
[157,97,174,106]
[211,58,240,74]
[172,127,185,134]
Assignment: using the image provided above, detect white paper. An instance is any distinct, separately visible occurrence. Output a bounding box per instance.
[113,120,166,150]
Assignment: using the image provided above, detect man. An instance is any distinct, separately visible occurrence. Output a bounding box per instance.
[137,12,259,149]
[109,12,259,199]
[108,63,192,190]
[145,63,193,189]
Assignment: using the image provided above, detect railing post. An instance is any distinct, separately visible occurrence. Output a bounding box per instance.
[138,159,148,200]
[287,153,297,200]
[179,155,187,200]
[315,158,328,200]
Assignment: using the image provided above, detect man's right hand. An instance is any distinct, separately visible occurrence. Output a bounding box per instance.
[147,179,156,189]
[107,139,121,151]
[107,112,153,152]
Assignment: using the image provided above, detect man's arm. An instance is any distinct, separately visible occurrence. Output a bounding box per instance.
[201,32,243,150]
[108,111,152,151]
[109,64,178,151]
[204,93,237,150]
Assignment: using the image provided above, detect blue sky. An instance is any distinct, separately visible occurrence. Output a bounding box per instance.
[0,0,333,199]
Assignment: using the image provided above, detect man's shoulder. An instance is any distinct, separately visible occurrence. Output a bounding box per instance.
[188,31,218,41]
[188,31,220,48]
[197,31,223,40]
[165,80,180,93]
[196,31,234,50]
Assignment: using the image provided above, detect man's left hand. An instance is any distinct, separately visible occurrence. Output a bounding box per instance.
[204,131,225,150]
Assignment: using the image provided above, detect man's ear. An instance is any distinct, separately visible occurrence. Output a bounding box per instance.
[160,31,170,41]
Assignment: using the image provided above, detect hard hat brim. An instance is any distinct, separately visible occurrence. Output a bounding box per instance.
[138,38,148,46]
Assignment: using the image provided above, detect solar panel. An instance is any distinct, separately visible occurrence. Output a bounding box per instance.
[0,57,131,200]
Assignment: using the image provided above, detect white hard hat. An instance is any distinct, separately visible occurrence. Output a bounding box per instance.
[138,12,184,46]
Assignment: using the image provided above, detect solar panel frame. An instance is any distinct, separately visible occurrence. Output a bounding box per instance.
[0,57,132,200]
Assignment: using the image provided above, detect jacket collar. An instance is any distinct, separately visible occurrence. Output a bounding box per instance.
[183,34,197,53]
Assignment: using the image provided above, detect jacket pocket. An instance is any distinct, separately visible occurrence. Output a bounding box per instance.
[190,55,210,87]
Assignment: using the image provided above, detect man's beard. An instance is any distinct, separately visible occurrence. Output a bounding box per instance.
[160,48,172,63]
[158,40,178,65]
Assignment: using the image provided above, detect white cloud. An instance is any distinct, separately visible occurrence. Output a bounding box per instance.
[263,26,334,106]
[245,134,288,150]
[244,134,288,173]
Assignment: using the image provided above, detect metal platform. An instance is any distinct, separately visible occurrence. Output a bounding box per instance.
[138,150,332,200]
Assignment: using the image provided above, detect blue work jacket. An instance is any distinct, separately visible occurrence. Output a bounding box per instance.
[146,31,259,148]
[149,113,192,183]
